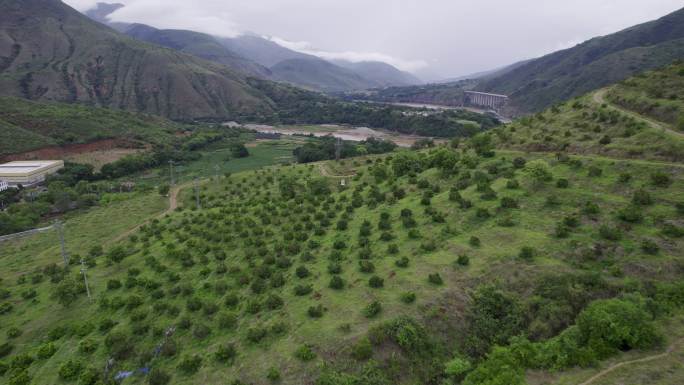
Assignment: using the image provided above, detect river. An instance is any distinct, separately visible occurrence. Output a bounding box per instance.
[243,124,442,148]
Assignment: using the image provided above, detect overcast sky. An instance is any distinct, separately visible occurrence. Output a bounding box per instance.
[64,0,684,80]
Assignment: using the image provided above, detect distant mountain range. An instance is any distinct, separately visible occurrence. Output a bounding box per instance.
[84,2,422,92]
[0,0,282,121]
[356,6,684,115]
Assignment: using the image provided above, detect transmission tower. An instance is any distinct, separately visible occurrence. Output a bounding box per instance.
[54,219,70,266]
[168,160,175,186]
[80,258,92,300]
[335,137,342,161]
[194,177,201,209]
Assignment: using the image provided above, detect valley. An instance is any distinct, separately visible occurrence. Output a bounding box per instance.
[0,2,684,385]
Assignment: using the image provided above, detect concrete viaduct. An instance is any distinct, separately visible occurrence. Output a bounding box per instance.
[464,91,508,111]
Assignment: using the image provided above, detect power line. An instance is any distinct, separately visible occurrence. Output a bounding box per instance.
[168,160,175,186]
[54,219,69,266]
[194,177,201,209]
[80,257,92,301]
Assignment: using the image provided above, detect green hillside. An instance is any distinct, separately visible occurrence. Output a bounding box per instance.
[1,61,684,383]
[492,63,684,162]
[0,97,181,155]
[606,62,684,130]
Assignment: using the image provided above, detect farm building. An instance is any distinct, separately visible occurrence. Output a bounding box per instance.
[0,160,64,187]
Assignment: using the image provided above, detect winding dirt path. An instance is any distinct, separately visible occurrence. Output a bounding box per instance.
[108,181,190,244]
[592,88,684,139]
[577,338,684,385]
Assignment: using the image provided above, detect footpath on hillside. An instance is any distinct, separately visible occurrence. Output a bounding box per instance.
[592,88,684,139]
[577,337,684,385]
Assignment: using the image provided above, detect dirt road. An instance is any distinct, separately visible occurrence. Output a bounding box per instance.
[577,338,683,385]
[108,181,189,244]
[592,88,684,139]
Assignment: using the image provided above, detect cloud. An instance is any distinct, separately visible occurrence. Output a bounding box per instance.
[268,37,428,72]
[63,0,684,78]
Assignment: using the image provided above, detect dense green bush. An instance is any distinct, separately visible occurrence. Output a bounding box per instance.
[308,304,324,318]
[215,343,237,364]
[294,345,316,361]
[369,276,384,288]
[363,301,382,318]
[351,337,373,361]
[58,359,83,380]
[177,354,203,374]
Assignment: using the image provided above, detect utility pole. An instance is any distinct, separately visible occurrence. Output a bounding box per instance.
[54,219,69,266]
[335,137,342,161]
[194,177,201,209]
[80,257,92,300]
[168,160,175,186]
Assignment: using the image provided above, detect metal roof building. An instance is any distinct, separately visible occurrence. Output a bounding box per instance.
[0,160,64,187]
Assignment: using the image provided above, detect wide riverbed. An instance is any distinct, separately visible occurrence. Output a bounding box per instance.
[243,124,441,148]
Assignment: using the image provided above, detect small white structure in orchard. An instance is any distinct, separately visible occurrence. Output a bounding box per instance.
[0,180,8,192]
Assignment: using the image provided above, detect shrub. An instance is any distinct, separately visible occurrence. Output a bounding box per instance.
[587,166,603,177]
[215,343,237,363]
[77,367,100,385]
[576,298,661,359]
[351,337,373,361]
[148,368,171,385]
[218,312,237,330]
[457,254,470,266]
[525,160,553,184]
[329,276,345,290]
[428,273,443,285]
[193,323,211,339]
[500,197,519,209]
[556,178,569,188]
[632,189,653,205]
[294,345,316,361]
[519,246,535,260]
[469,236,481,247]
[618,206,643,223]
[395,257,409,268]
[294,283,314,296]
[265,295,284,310]
[369,276,384,288]
[107,279,122,290]
[506,179,520,189]
[177,355,203,374]
[246,327,267,343]
[37,342,56,359]
[78,338,98,354]
[583,201,600,215]
[475,208,490,219]
[599,225,622,241]
[513,157,526,169]
[363,301,382,318]
[59,359,83,380]
[359,260,375,273]
[650,171,672,187]
[308,305,324,318]
[400,292,416,304]
[641,239,659,255]
[296,266,310,278]
[267,367,281,382]
[662,223,684,238]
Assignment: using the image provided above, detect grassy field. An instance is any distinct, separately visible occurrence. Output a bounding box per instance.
[122,138,302,188]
